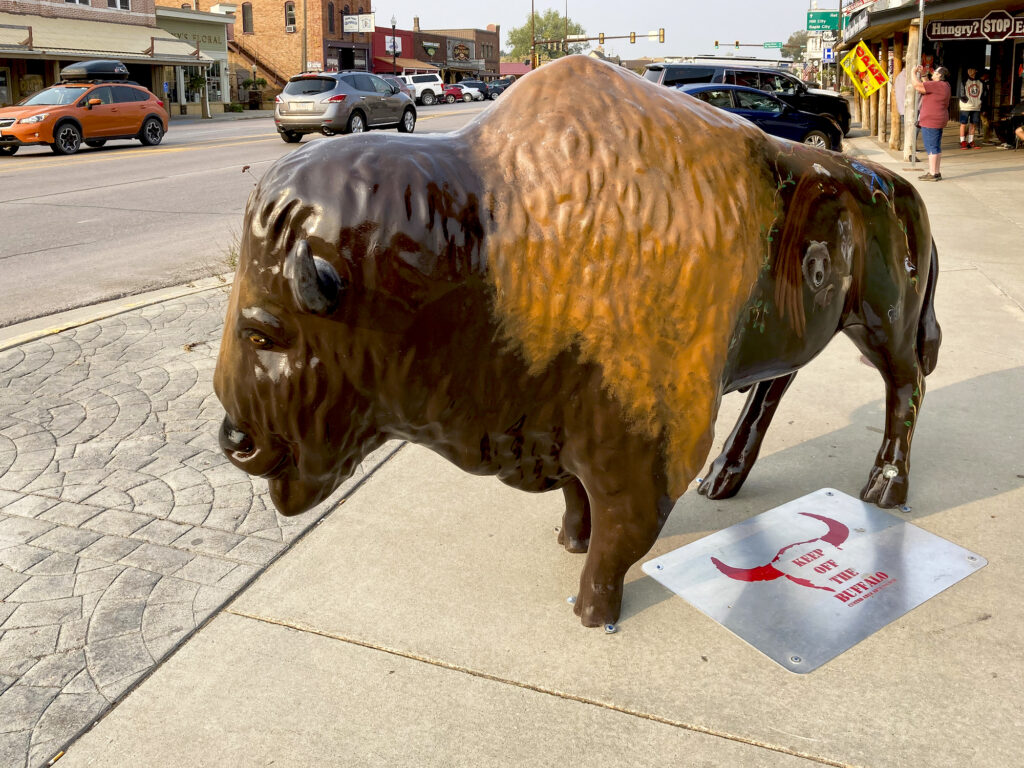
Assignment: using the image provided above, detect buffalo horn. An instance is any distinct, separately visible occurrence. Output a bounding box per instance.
[284,239,342,316]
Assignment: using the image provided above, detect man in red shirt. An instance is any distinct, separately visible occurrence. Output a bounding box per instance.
[912,65,951,181]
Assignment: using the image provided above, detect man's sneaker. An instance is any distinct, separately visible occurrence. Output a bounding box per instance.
[960,140,969,149]
[919,172,936,180]
[921,173,942,182]
[968,142,975,149]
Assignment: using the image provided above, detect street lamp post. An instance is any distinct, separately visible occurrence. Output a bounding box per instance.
[391,15,397,76]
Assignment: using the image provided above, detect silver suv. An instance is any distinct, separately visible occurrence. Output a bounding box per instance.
[274,71,416,142]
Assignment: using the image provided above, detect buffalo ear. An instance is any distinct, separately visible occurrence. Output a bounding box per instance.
[284,239,343,316]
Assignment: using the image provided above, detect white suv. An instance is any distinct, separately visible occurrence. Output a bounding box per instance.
[399,73,445,106]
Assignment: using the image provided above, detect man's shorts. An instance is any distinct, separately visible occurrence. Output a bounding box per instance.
[959,109,981,125]
[921,126,943,155]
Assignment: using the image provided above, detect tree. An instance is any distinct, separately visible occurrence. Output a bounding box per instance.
[781,29,809,61]
[506,10,587,63]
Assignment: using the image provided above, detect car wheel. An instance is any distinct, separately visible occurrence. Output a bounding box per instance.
[421,91,436,106]
[802,130,830,149]
[446,94,456,104]
[0,145,18,157]
[139,118,164,146]
[280,130,303,143]
[463,93,472,103]
[84,139,107,148]
[490,92,499,100]
[397,107,416,134]
[51,123,81,155]
[346,111,366,134]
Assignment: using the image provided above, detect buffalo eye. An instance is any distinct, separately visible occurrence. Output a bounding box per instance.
[247,331,274,350]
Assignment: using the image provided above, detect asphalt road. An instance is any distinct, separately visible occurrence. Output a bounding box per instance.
[0,101,487,327]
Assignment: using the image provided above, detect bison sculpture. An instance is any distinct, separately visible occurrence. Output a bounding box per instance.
[214,56,940,629]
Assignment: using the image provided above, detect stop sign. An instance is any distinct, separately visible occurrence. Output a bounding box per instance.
[981,10,1014,41]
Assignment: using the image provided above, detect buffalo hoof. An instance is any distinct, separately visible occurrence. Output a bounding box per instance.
[860,464,909,509]
[557,526,589,553]
[697,456,745,500]
[573,584,621,628]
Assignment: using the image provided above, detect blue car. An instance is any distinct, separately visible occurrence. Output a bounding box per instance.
[677,83,842,151]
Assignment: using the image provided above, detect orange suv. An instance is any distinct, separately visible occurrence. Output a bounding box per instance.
[0,59,168,157]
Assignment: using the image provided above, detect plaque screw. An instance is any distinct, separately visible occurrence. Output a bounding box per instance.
[900,505,912,513]
[604,623,618,634]
[567,596,576,604]
[790,655,803,664]
[825,491,834,496]
[967,556,978,563]
[655,564,664,570]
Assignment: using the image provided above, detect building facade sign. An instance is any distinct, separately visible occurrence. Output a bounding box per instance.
[448,41,474,61]
[927,11,1024,42]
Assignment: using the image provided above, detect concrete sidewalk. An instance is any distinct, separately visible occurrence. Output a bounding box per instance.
[1,132,1022,768]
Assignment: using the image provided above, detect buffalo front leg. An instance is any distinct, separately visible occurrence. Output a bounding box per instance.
[557,477,591,553]
[846,327,924,509]
[699,373,797,500]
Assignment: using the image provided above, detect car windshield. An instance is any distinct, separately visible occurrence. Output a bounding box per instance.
[18,86,88,106]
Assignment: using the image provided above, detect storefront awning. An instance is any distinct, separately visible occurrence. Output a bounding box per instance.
[0,11,213,65]
[372,56,438,72]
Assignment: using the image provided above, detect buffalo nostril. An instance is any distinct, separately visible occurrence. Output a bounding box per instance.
[219,417,254,455]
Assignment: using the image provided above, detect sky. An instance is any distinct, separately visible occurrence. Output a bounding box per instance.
[376,0,830,61]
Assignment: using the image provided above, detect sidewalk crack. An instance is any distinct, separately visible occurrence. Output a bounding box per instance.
[227,609,855,768]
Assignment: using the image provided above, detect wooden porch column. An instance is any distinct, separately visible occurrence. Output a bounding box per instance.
[878,37,889,142]
[890,33,904,150]
[903,21,920,160]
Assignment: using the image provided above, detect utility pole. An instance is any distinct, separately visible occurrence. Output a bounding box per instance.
[531,0,536,68]
[301,0,307,72]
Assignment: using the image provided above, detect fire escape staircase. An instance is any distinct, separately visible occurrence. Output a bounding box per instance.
[227,39,289,89]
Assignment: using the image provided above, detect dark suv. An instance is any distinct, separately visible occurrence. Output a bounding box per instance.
[643,63,851,135]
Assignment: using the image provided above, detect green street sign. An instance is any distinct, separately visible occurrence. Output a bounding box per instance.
[807,10,840,32]
[764,41,783,49]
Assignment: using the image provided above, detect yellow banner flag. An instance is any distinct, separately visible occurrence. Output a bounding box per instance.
[840,42,890,98]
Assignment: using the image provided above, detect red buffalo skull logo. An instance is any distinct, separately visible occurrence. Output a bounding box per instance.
[711,513,850,592]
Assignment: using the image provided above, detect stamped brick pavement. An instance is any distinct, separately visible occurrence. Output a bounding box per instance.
[0,289,400,768]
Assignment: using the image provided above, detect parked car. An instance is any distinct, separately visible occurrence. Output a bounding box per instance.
[486,78,515,98]
[455,82,485,101]
[678,83,842,151]
[397,73,445,106]
[380,74,412,99]
[458,79,491,100]
[443,84,471,103]
[0,59,168,157]
[274,70,416,142]
[644,62,851,136]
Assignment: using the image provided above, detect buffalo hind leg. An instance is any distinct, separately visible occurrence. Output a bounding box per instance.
[573,449,673,628]
[845,327,924,509]
[699,373,797,500]
[557,477,591,553]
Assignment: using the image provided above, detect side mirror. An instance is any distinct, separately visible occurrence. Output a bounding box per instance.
[88,98,101,108]
[391,84,399,94]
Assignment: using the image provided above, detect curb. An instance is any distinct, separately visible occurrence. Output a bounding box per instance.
[0,273,234,352]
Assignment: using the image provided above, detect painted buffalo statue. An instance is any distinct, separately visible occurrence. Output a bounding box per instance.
[214,55,940,628]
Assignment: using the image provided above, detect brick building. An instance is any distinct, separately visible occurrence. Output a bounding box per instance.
[224,0,373,100]
[0,0,212,106]
[414,18,501,80]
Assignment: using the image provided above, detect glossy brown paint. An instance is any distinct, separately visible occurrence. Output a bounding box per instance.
[214,56,939,628]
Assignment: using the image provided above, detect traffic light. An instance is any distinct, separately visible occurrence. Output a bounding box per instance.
[630,32,636,44]
[658,28,665,44]
[714,40,719,49]
[598,32,604,44]
[734,40,740,49]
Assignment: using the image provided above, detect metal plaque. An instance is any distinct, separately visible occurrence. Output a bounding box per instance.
[642,489,986,673]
